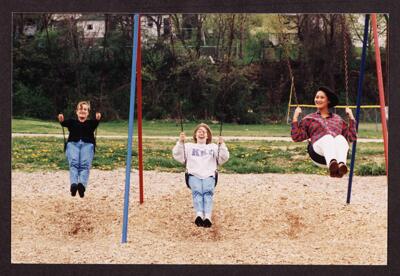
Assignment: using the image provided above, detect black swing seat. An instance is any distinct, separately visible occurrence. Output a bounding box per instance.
[185,171,218,189]
[307,142,326,165]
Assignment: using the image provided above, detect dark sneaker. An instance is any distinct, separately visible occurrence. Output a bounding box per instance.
[77,183,85,198]
[194,216,204,227]
[70,183,78,197]
[203,218,212,228]
[338,163,348,178]
[329,159,339,178]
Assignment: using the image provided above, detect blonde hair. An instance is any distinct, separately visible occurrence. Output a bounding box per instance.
[193,123,212,144]
[76,101,91,112]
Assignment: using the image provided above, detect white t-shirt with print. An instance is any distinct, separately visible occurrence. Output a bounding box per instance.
[172,142,229,179]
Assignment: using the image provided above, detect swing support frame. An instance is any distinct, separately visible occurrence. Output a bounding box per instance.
[121,14,388,244]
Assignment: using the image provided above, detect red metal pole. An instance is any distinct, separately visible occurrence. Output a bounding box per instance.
[137,15,144,203]
[371,14,388,175]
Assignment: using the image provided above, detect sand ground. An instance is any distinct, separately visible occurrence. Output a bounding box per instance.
[11,169,387,264]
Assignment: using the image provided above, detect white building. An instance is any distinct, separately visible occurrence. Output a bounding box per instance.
[77,20,106,39]
[52,14,169,41]
[52,14,106,39]
[22,24,37,36]
[141,15,172,43]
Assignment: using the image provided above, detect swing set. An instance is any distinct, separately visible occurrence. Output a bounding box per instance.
[284,14,388,203]
[120,14,388,243]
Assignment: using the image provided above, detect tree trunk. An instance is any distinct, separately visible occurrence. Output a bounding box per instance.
[68,18,82,98]
[169,15,176,57]
[239,14,246,59]
[226,14,236,67]
[195,14,204,59]
[215,16,221,60]
[172,14,193,59]
[217,15,227,61]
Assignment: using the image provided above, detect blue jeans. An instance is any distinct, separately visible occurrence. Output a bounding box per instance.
[188,175,215,217]
[66,140,94,188]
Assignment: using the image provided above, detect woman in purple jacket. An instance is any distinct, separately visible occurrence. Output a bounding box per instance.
[291,86,357,178]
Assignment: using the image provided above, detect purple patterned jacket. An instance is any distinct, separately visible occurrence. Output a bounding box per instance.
[291,111,357,144]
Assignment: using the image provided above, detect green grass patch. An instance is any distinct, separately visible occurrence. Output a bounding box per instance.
[357,162,386,176]
[13,118,384,139]
[12,137,386,176]
[12,118,65,134]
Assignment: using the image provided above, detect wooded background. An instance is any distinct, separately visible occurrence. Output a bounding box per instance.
[12,13,388,123]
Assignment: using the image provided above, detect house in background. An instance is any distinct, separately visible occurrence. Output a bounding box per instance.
[17,13,388,50]
[51,13,106,40]
[22,24,37,36]
[141,15,172,43]
[76,14,106,39]
[51,13,169,42]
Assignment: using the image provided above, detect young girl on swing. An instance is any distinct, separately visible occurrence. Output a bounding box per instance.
[58,101,101,198]
[291,86,357,178]
[173,123,229,228]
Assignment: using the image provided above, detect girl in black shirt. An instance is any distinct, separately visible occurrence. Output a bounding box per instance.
[58,101,101,198]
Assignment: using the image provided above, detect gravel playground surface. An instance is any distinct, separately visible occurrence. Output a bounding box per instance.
[12,169,387,264]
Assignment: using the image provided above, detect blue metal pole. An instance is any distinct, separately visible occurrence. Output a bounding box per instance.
[122,14,139,243]
[347,14,370,204]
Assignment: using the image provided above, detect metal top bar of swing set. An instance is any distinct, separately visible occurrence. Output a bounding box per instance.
[289,104,381,109]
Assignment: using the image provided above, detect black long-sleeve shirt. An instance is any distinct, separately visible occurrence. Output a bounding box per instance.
[60,119,99,146]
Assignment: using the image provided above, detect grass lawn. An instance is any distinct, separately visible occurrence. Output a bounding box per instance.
[12,137,386,176]
[12,118,384,139]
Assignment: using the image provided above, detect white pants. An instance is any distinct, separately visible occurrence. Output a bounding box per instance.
[313,135,349,168]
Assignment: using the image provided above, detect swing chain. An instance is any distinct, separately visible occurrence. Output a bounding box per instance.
[342,15,350,107]
[178,100,187,166]
[62,125,67,152]
[216,120,223,166]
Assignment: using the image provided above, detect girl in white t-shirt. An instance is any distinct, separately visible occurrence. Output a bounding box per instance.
[172,123,229,228]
